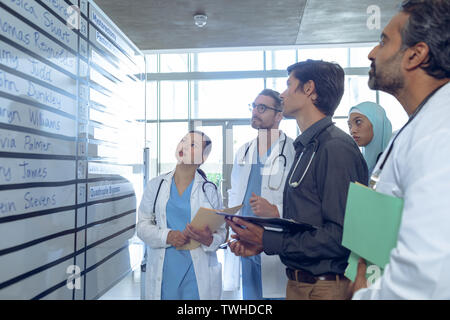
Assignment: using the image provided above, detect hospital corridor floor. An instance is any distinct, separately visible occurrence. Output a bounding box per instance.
[98,270,141,300]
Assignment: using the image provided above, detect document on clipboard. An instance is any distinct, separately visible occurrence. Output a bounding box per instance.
[176,204,243,250]
[215,212,317,233]
[342,182,404,281]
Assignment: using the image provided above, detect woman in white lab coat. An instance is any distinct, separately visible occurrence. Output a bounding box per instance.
[137,131,226,300]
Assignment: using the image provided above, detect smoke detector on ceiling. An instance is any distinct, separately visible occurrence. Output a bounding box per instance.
[194,13,207,28]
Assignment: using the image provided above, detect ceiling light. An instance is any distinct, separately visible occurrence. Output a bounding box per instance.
[194,14,207,28]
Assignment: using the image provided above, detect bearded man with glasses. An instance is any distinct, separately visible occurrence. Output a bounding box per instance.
[223,89,295,300]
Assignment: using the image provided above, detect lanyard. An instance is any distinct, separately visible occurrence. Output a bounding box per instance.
[369,84,447,189]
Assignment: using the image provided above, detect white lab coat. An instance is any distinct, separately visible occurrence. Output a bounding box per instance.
[225,131,295,298]
[353,83,450,299]
[137,169,226,300]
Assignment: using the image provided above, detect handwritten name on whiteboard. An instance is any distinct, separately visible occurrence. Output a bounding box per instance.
[0,158,75,184]
[4,0,77,50]
[0,8,77,75]
[0,184,75,217]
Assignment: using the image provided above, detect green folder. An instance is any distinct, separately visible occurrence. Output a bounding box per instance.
[342,182,404,281]
[345,251,382,282]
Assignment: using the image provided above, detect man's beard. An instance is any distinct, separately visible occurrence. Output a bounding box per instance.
[251,117,272,130]
[368,50,405,96]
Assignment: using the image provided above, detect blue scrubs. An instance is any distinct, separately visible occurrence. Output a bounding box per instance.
[241,146,272,300]
[161,178,200,300]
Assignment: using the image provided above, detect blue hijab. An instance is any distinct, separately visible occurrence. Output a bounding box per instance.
[349,102,393,175]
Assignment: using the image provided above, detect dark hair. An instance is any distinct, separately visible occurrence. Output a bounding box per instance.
[188,130,212,157]
[400,0,450,79]
[258,88,282,110]
[287,59,345,116]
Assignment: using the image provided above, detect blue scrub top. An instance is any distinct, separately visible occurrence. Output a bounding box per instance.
[161,178,200,300]
[241,145,272,300]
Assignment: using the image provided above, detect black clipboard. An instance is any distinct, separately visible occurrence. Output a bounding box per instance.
[216,212,317,232]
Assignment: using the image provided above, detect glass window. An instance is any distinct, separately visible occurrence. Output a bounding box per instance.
[335,75,376,117]
[349,46,374,68]
[192,79,264,119]
[379,91,408,132]
[160,81,189,119]
[146,81,158,120]
[146,54,158,73]
[194,51,264,72]
[160,53,189,73]
[298,47,348,68]
[146,123,158,180]
[265,77,289,95]
[159,122,189,173]
[333,117,353,137]
[279,119,299,140]
[266,50,297,70]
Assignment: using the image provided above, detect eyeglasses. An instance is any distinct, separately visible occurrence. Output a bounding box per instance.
[248,102,281,114]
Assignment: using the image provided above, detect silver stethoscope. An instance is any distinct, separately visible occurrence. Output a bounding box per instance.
[288,139,319,188]
[239,133,287,190]
[288,122,333,189]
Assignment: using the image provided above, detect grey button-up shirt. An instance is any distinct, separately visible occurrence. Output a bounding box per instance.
[263,116,368,275]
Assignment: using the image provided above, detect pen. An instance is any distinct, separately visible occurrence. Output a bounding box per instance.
[219,238,238,249]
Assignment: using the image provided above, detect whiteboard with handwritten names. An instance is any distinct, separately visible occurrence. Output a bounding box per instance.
[0,0,145,299]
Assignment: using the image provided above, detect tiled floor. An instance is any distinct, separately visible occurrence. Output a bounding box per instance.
[98,242,242,300]
[98,269,142,300]
[98,268,242,300]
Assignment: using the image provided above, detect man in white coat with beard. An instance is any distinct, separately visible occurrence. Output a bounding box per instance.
[351,0,450,299]
[224,89,295,299]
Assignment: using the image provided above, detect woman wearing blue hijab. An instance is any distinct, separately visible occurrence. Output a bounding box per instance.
[348,101,393,176]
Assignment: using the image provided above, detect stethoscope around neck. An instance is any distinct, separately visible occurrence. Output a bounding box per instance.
[288,121,333,189]
[238,133,288,190]
[152,169,219,214]
[288,139,319,188]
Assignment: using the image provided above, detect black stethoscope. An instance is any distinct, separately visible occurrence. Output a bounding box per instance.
[152,169,218,215]
[238,133,288,190]
[288,122,333,189]
[197,168,219,196]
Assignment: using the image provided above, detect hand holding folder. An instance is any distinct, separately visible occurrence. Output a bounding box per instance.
[342,182,404,281]
[176,205,243,250]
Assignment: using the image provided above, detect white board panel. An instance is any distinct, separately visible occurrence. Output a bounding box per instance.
[0,128,76,155]
[0,158,75,185]
[0,184,76,218]
[0,70,76,116]
[0,0,145,300]
[3,0,78,51]
[0,40,76,95]
[0,8,77,75]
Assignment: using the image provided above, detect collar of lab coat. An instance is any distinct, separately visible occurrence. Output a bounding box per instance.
[160,167,206,194]
[248,130,287,165]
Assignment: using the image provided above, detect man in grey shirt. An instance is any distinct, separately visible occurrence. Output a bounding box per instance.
[227,60,368,300]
